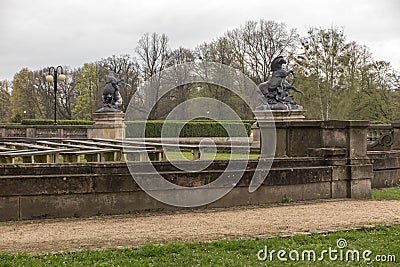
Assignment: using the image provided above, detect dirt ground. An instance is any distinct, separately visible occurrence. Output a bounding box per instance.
[0,199,399,254]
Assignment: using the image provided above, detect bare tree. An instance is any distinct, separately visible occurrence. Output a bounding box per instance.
[167,47,195,66]
[33,67,77,120]
[135,33,170,119]
[136,33,170,81]
[238,20,298,84]
[196,37,236,66]
[153,47,196,119]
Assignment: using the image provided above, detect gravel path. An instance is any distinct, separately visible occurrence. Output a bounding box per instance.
[0,199,399,254]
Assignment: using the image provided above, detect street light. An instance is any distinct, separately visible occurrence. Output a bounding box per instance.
[46,66,66,125]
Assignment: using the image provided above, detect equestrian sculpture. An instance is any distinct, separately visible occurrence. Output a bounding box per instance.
[256,56,304,110]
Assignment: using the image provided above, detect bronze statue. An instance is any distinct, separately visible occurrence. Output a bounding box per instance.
[96,71,123,112]
[256,56,304,110]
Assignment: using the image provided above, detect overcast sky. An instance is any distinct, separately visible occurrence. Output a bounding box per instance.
[0,0,399,81]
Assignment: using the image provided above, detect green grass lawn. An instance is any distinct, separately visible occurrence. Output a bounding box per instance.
[1,170,398,266]
[1,224,398,266]
[372,187,400,200]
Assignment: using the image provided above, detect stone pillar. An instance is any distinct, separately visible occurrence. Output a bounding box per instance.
[321,120,372,199]
[391,122,400,150]
[26,127,36,138]
[254,110,307,158]
[346,121,372,199]
[250,122,260,149]
[91,112,125,140]
[254,112,372,199]
[321,120,369,159]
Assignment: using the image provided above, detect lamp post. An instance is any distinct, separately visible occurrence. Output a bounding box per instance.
[46,66,66,125]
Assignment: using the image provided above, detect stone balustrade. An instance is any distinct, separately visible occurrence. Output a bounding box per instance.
[0,125,92,139]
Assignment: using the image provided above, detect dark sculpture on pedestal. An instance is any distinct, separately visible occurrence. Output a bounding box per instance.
[96,72,124,113]
[256,56,304,110]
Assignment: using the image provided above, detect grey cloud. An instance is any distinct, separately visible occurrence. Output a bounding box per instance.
[0,0,399,81]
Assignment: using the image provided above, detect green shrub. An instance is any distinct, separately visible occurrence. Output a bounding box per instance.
[242,120,256,125]
[21,119,95,125]
[125,120,252,138]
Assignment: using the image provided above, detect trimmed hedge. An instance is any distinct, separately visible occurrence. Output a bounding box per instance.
[242,120,256,125]
[21,119,95,125]
[125,120,253,138]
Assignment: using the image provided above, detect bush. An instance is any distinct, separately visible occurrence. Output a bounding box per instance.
[21,119,95,125]
[242,120,256,125]
[125,120,252,138]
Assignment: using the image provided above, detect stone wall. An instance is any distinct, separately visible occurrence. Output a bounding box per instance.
[4,117,400,221]
[369,151,400,188]
[0,158,372,221]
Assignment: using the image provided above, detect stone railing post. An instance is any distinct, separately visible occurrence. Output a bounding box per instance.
[250,122,260,149]
[321,120,369,159]
[86,126,93,139]
[322,120,371,199]
[391,122,400,150]
[26,127,36,138]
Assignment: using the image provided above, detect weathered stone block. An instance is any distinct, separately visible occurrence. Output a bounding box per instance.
[372,170,400,188]
[322,128,347,148]
[251,122,260,149]
[19,192,173,219]
[92,112,125,140]
[331,166,348,181]
[349,179,371,199]
[275,128,287,157]
[331,180,349,198]
[349,164,373,180]
[390,122,400,150]
[0,175,93,196]
[3,164,92,176]
[348,127,368,158]
[92,174,139,193]
[321,120,369,158]
[287,127,322,157]
[0,196,19,221]
[369,151,400,170]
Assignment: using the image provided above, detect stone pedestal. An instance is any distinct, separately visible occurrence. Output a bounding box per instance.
[251,110,307,153]
[254,110,306,122]
[91,112,125,140]
[253,109,372,199]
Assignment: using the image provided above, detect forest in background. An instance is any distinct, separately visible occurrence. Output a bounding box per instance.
[0,19,399,123]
